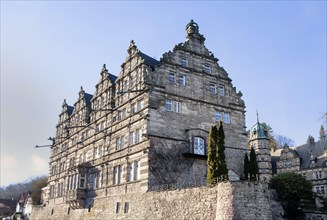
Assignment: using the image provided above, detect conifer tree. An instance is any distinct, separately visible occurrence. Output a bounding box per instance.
[207,125,219,185]
[319,125,326,140]
[249,147,259,180]
[243,153,249,180]
[217,121,228,181]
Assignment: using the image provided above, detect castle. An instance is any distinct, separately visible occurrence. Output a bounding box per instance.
[31,20,280,220]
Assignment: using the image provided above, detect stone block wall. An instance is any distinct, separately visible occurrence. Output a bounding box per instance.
[31,181,280,220]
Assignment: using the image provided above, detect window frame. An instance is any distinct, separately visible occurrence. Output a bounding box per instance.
[166,99,172,111]
[168,71,176,83]
[178,74,186,86]
[193,137,205,155]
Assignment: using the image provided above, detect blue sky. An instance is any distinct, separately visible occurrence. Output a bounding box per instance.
[1,1,326,186]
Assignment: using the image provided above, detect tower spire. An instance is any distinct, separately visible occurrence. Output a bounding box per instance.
[256,110,259,123]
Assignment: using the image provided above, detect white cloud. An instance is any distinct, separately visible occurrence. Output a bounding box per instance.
[1,153,17,169]
[31,154,48,174]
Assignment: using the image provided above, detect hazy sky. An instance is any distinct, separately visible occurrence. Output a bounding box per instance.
[1,1,326,187]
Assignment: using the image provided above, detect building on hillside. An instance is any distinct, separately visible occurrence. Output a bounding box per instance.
[45,20,248,209]
[15,192,33,219]
[271,139,327,196]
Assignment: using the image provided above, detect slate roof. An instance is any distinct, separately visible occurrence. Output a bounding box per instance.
[291,139,327,169]
[139,52,159,68]
[108,73,117,82]
[271,140,327,172]
[67,105,74,116]
[84,93,93,107]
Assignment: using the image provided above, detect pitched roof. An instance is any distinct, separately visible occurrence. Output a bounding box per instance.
[108,73,117,82]
[290,139,327,169]
[84,93,93,107]
[67,105,74,116]
[139,52,159,68]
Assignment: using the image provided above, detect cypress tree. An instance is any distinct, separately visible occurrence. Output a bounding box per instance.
[207,125,219,185]
[243,153,249,180]
[217,121,228,181]
[249,147,259,181]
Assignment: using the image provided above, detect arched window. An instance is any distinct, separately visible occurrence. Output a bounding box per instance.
[194,137,205,155]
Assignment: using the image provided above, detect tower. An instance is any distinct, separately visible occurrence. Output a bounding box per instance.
[248,116,272,181]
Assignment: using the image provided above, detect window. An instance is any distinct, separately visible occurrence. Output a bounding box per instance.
[210,83,217,94]
[124,202,129,213]
[136,129,142,143]
[118,111,122,121]
[129,76,135,88]
[224,113,231,124]
[116,202,120,214]
[92,173,97,189]
[79,174,86,188]
[216,112,222,121]
[116,137,121,150]
[113,166,118,184]
[95,123,100,133]
[122,108,127,119]
[321,186,325,194]
[134,161,140,180]
[138,99,144,110]
[178,74,186,86]
[194,137,205,155]
[219,85,225,96]
[168,71,176,83]
[128,162,133,182]
[174,101,182,113]
[118,165,123,184]
[166,99,172,111]
[319,171,323,179]
[131,103,137,114]
[130,132,135,145]
[180,57,188,67]
[203,63,212,74]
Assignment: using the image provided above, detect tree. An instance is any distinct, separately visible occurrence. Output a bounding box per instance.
[31,176,48,204]
[270,172,313,219]
[249,147,258,180]
[307,135,315,145]
[243,153,249,180]
[217,121,228,180]
[262,123,278,151]
[207,125,219,185]
[275,135,295,148]
[319,125,326,140]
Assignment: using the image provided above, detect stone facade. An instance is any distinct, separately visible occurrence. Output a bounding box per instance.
[31,181,283,220]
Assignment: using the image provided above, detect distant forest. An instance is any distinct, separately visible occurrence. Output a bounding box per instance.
[0,176,47,202]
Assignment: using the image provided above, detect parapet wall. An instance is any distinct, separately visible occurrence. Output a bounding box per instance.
[30,181,277,220]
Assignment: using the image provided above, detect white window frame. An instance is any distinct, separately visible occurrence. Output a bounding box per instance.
[210,83,217,94]
[131,103,137,114]
[168,71,176,83]
[136,128,142,143]
[79,174,86,188]
[138,99,144,110]
[194,137,205,155]
[118,165,123,184]
[216,111,222,122]
[224,113,231,124]
[219,85,225,96]
[203,63,212,74]
[134,161,140,180]
[180,57,188,67]
[166,99,172,111]
[178,74,186,86]
[130,132,135,145]
[113,166,118,185]
[128,162,133,182]
[174,101,182,113]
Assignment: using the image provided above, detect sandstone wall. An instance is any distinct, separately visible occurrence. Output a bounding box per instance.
[30,181,277,220]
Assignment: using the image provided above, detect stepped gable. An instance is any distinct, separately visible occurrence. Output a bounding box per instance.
[91,64,116,113]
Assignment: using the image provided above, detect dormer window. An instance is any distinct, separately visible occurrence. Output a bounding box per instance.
[203,63,212,74]
[194,137,205,155]
[180,57,188,67]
